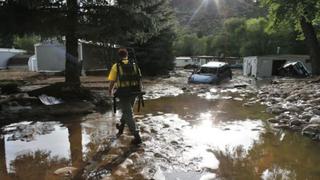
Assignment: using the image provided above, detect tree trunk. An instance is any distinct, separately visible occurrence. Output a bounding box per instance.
[300,16,320,75]
[65,0,80,84]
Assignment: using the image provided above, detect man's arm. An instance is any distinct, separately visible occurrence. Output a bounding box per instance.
[107,63,117,96]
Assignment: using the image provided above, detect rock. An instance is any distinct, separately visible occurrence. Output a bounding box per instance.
[129,152,140,160]
[313,109,320,116]
[287,106,301,113]
[122,158,134,167]
[1,83,20,94]
[267,118,278,123]
[313,134,320,141]
[154,153,163,158]
[309,117,320,124]
[170,140,179,145]
[276,114,290,120]
[102,154,119,162]
[299,112,313,121]
[108,147,124,155]
[141,134,152,141]
[109,159,133,179]
[289,119,305,126]
[285,95,296,102]
[274,124,290,129]
[267,105,285,115]
[291,125,302,131]
[279,118,290,124]
[266,107,272,113]
[54,167,77,176]
[113,166,129,176]
[243,103,251,107]
[150,128,158,134]
[308,98,320,105]
[233,97,243,101]
[302,124,320,136]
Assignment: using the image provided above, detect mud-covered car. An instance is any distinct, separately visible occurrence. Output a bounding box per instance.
[188,61,232,84]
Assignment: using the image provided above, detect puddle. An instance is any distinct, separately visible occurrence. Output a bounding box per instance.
[1,94,320,179]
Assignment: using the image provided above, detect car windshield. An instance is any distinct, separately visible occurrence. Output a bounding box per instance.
[198,67,218,74]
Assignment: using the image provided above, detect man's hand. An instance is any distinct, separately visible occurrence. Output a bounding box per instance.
[108,88,113,96]
[109,81,115,96]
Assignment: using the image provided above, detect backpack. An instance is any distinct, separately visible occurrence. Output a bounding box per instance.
[114,61,142,97]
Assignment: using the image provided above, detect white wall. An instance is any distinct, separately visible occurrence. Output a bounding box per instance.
[35,43,66,72]
[175,57,193,67]
[28,55,38,72]
[257,57,274,77]
[243,56,257,77]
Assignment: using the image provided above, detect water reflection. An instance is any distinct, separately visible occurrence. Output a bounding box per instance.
[9,150,69,179]
[66,122,83,167]
[139,94,271,122]
[212,131,320,179]
[0,112,127,179]
[0,121,86,178]
[3,122,70,172]
[0,135,9,179]
[184,119,263,152]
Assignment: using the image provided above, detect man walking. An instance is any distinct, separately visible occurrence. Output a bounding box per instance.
[108,48,142,145]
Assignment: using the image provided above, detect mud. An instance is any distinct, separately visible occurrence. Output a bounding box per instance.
[1,69,320,179]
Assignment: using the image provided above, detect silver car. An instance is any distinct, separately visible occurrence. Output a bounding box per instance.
[188,61,232,84]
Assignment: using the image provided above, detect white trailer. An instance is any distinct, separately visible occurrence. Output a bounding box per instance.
[243,55,311,78]
[35,42,66,72]
[175,57,193,68]
[0,48,26,69]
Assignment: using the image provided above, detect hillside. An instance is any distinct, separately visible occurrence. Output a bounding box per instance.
[171,0,265,36]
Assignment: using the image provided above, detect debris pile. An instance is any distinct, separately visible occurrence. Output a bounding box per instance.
[0,82,112,125]
[249,79,320,141]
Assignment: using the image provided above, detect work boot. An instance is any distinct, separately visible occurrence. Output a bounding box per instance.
[132,131,142,145]
[116,123,125,137]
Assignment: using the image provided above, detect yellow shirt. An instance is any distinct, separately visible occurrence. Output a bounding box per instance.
[107,59,129,81]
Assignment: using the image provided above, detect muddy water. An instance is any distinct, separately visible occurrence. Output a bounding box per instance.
[1,94,320,180]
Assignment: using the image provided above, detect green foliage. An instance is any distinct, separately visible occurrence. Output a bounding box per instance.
[172,0,266,36]
[13,35,40,53]
[173,17,307,57]
[261,0,320,74]
[0,0,176,76]
[134,0,176,76]
[260,0,320,39]
[0,34,14,48]
[173,33,207,56]
[136,28,176,76]
[260,0,320,25]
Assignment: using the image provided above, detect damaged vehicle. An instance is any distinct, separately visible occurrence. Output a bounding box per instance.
[279,61,311,78]
[188,61,232,84]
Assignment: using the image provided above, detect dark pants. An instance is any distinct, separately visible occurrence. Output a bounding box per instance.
[118,95,137,134]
